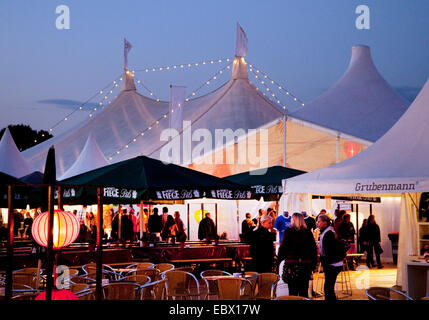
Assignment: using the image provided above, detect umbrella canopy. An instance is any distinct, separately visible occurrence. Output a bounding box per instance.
[224,165,306,200]
[58,155,253,204]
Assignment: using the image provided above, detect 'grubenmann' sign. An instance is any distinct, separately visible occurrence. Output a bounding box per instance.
[355,182,416,192]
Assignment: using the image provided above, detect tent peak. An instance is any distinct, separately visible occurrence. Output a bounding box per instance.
[0,127,32,177]
[121,69,136,92]
[232,56,248,80]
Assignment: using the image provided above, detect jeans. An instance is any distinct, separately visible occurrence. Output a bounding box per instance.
[323,264,342,301]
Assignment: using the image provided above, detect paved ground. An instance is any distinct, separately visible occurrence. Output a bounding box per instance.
[276,262,398,300]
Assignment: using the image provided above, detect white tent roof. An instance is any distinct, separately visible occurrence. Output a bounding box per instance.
[288,45,410,142]
[0,127,32,178]
[23,57,285,175]
[283,79,429,195]
[58,133,109,180]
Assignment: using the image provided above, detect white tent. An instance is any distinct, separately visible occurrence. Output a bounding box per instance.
[283,79,429,194]
[289,45,409,142]
[59,133,109,180]
[0,127,32,178]
[283,79,429,291]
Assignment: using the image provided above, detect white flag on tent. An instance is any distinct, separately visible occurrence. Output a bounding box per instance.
[170,85,186,131]
[235,23,248,57]
[124,38,132,70]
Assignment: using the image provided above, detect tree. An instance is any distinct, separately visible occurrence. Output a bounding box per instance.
[0,124,53,151]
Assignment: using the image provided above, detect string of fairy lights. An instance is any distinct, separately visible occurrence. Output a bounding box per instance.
[132,58,231,74]
[47,58,232,132]
[46,55,306,162]
[247,61,305,110]
[47,74,122,133]
[106,61,233,160]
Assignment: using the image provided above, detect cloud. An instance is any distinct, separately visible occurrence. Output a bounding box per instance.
[394,86,422,103]
[37,99,97,110]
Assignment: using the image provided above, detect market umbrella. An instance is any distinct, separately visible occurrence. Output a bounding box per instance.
[58,155,253,203]
[224,165,306,201]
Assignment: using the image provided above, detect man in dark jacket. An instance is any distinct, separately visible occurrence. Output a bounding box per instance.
[249,214,277,273]
[148,207,163,242]
[317,214,344,301]
[198,212,218,241]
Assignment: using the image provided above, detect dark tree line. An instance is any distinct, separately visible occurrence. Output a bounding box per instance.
[0,124,53,151]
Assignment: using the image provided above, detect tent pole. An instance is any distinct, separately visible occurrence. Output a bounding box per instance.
[356,203,359,253]
[57,186,63,210]
[96,187,104,300]
[5,185,14,301]
[283,114,286,167]
[236,200,240,241]
[336,134,340,163]
[215,203,218,231]
[139,200,143,240]
[45,184,55,300]
[187,203,190,240]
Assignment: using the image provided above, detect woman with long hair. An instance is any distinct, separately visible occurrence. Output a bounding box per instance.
[277,212,317,297]
[366,215,383,269]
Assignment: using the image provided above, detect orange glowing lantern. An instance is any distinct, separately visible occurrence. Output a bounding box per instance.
[343,141,361,159]
[31,210,80,249]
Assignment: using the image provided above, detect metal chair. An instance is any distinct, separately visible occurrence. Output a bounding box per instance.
[128,267,161,281]
[275,295,310,300]
[216,277,254,300]
[155,263,175,273]
[254,273,279,300]
[122,274,151,286]
[365,287,413,300]
[163,270,200,300]
[240,273,259,300]
[126,262,155,270]
[103,282,140,300]
[140,279,167,300]
[200,269,232,299]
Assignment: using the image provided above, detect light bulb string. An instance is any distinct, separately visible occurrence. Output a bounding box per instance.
[186,61,233,100]
[108,62,233,160]
[132,58,231,73]
[246,61,305,107]
[48,74,122,132]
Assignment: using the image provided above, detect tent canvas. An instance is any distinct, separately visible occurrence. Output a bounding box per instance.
[282,79,429,291]
[0,128,32,178]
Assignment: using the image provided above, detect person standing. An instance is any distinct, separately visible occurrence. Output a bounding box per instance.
[316,214,344,301]
[302,211,316,233]
[252,209,264,226]
[277,212,317,298]
[148,207,162,242]
[161,207,169,228]
[198,212,218,241]
[273,211,291,243]
[76,205,87,226]
[241,213,255,242]
[358,219,368,254]
[366,215,383,269]
[23,212,33,239]
[174,211,187,243]
[249,214,277,273]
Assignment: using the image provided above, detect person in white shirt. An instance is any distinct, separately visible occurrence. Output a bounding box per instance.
[316,214,344,301]
[76,205,87,225]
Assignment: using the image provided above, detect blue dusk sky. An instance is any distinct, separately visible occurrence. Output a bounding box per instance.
[0,0,428,135]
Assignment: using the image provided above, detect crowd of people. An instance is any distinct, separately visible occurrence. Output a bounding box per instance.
[241,207,384,301]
